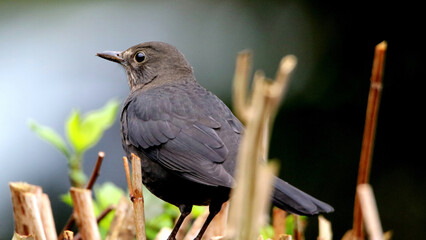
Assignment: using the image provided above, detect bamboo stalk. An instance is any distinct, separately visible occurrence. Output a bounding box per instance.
[357,184,383,240]
[70,187,101,240]
[352,41,387,239]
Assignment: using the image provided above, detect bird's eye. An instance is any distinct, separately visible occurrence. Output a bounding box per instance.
[135,52,146,63]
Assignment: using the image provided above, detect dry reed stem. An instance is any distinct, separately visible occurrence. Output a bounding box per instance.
[62,230,74,240]
[352,41,387,239]
[9,182,49,240]
[12,232,35,240]
[232,50,253,124]
[273,207,286,240]
[357,184,384,240]
[106,196,136,240]
[227,54,297,240]
[86,151,105,190]
[317,215,332,240]
[122,157,134,197]
[59,151,106,239]
[130,153,147,240]
[39,194,57,240]
[70,187,101,240]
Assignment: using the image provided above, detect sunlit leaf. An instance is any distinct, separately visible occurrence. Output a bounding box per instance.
[60,192,73,207]
[28,120,70,158]
[66,100,120,153]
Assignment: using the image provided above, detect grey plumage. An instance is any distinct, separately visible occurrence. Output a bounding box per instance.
[97,41,333,240]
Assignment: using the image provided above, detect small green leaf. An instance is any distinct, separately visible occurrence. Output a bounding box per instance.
[66,100,120,153]
[60,192,73,207]
[28,120,70,158]
[94,182,125,210]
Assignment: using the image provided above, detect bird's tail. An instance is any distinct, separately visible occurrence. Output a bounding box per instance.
[272,177,334,216]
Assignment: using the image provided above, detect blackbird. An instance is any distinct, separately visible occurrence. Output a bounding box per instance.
[97,41,333,240]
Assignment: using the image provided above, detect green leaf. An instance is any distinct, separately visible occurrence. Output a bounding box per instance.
[60,192,73,207]
[94,182,125,210]
[28,120,70,158]
[260,224,274,240]
[66,99,120,153]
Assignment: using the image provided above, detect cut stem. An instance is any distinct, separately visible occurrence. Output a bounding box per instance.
[352,41,387,239]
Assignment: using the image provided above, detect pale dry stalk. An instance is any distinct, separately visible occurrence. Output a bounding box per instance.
[70,187,101,240]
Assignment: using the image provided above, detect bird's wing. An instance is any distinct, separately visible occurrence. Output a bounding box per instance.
[122,85,242,187]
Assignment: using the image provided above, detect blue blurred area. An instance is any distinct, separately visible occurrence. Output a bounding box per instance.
[1,0,424,239]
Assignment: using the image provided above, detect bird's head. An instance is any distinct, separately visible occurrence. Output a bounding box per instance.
[97,41,194,91]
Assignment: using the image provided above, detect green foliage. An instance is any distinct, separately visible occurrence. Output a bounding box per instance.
[29,99,120,187]
[28,120,70,158]
[66,100,119,154]
[260,224,275,240]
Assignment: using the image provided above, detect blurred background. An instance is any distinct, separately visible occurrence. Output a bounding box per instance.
[1,0,423,239]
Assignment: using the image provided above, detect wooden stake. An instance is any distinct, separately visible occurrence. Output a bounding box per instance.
[70,187,101,240]
[352,41,387,239]
[12,232,35,240]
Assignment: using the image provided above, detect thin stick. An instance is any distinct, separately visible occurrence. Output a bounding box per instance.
[70,187,101,240]
[352,41,387,239]
[86,151,105,190]
[59,151,106,239]
[97,205,115,223]
[357,184,384,240]
[123,156,134,198]
[130,153,147,240]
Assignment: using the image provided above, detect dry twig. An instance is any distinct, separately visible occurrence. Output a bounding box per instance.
[122,153,147,240]
[227,53,297,240]
[59,151,105,239]
[9,182,57,240]
[352,41,387,239]
[70,187,101,240]
[106,196,136,240]
[357,184,384,240]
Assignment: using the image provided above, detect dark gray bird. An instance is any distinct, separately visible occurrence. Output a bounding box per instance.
[97,42,333,240]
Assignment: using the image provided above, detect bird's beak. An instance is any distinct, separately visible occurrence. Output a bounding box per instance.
[96,51,123,64]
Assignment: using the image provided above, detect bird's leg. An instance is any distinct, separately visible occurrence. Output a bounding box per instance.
[193,202,222,240]
[168,204,192,240]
